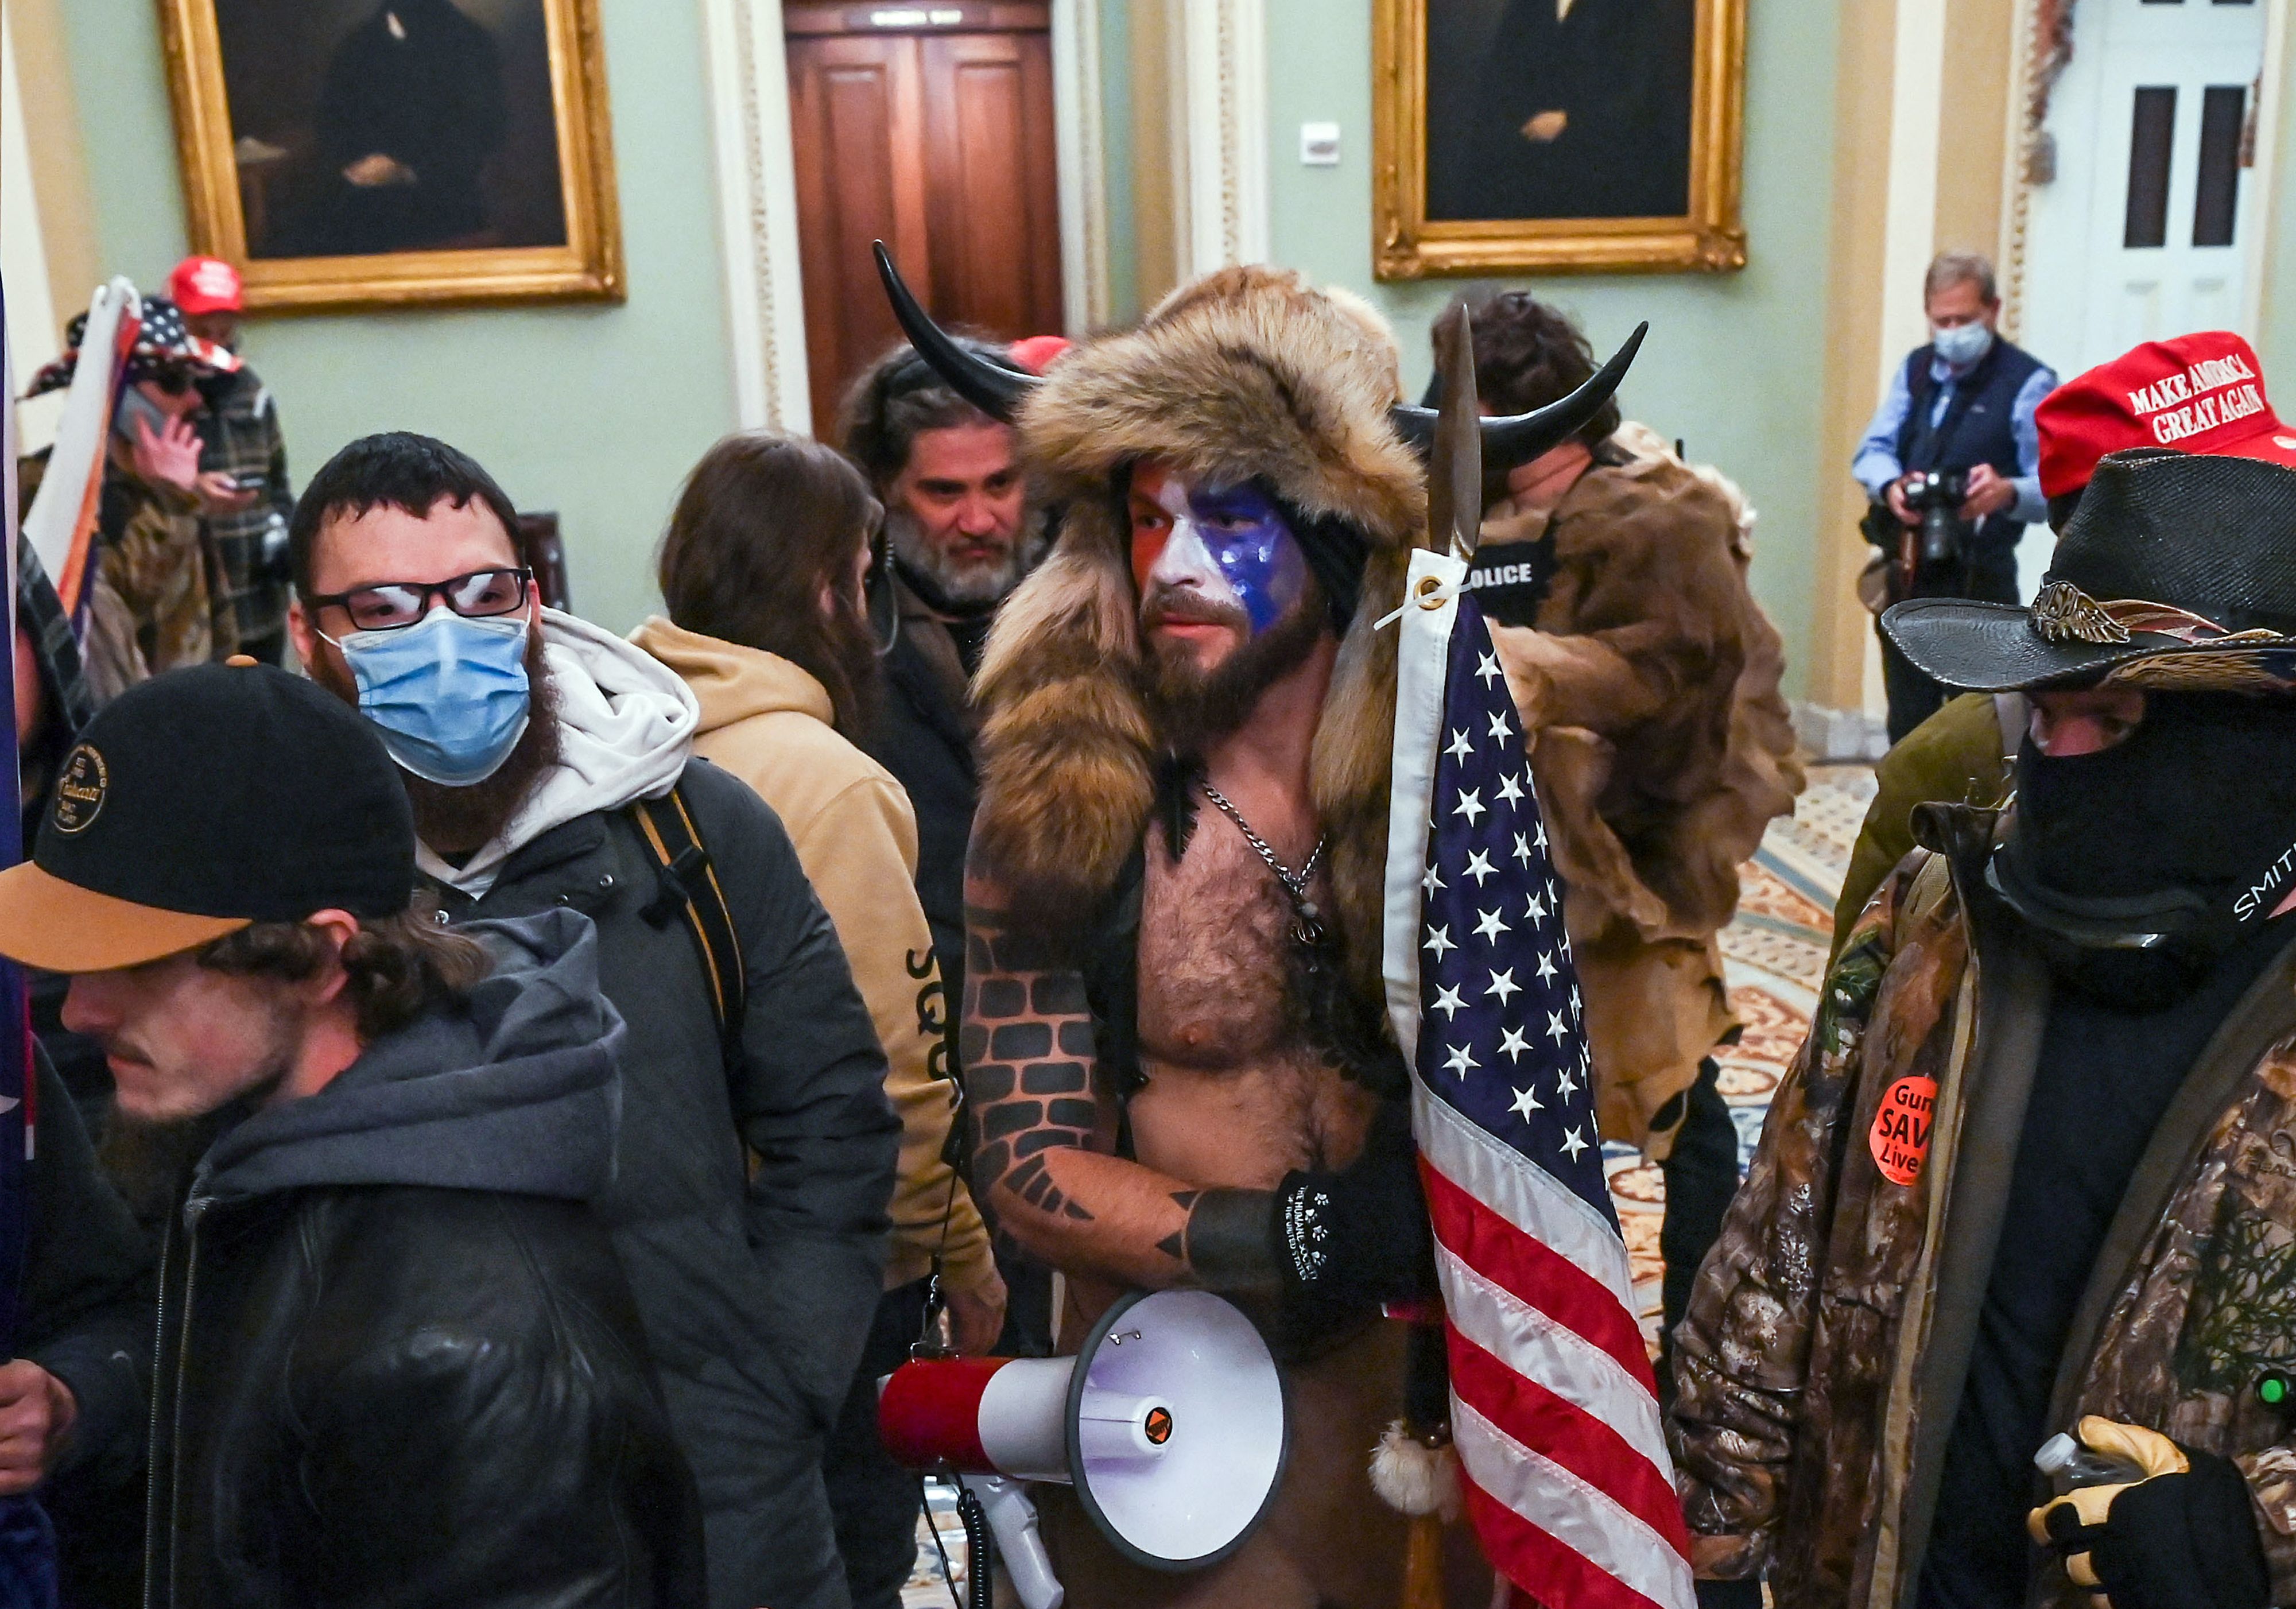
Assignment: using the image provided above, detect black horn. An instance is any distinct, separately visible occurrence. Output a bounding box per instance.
[873,242,1041,421]
[1391,320,1649,475]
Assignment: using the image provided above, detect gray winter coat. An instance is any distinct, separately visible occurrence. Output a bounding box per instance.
[426,757,901,1609]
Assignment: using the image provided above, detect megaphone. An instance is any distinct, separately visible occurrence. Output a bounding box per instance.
[880,1289,1288,1588]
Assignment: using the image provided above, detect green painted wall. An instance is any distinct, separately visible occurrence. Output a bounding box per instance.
[52,0,738,634]
[1261,0,1843,698]
[1098,0,1140,324]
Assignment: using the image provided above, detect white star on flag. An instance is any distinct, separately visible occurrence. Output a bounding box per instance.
[1487,707,1513,743]
[1546,1009,1570,1043]
[1476,650,1502,687]
[1560,1127,1588,1162]
[1496,771,1525,807]
[1424,925,1455,960]
[1557,1063,1579,1098]
[1512,831,1534,867]
[1509,1084,1543,1119]
[1535,951,1558,984]
[1444,1044,1480,1079]
[1464,850,1496,886]
[1446,728,1475,762]
[1498,1025,1533,1063]
[1454,788,1486,825]
[1423,863,1444,895]
[1527,890,1547,925]
[1433,983,1468,1019]
[1486,968,1520,1005]
[1474,907,1511,943]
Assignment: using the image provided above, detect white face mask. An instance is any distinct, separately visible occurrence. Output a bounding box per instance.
[1931,320,1995,370]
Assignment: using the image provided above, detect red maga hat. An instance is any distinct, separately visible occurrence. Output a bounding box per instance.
[2037,331,2296,499]
[166,255,243,317]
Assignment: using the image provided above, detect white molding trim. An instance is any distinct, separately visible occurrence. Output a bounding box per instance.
[2244,0,2291,338]
[1876,0,1946,397]
[1178,0,1269,273]
[701,0,813,432]
[1051,0,1111,330]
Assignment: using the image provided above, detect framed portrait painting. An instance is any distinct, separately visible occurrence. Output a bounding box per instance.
[158,0,623,311]
[1372,0,1747,278]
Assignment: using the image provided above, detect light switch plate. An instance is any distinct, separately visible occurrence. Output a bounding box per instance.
[1299,122,1341,166]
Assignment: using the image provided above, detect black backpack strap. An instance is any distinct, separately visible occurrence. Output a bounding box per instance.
[631,785,746,1055]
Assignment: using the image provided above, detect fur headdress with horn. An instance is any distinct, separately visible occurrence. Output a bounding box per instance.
[874,247,1638,999]
[977,265,1425,993]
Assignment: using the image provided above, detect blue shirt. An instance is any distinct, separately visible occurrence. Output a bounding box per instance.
[1852,350,2058,526]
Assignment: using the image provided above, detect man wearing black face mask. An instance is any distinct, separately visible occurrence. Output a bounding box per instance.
[1669,448,2296,1609]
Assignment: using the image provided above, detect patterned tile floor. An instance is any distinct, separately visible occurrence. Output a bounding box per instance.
[1604,764,1875,1352]
[902,765,1878,1599]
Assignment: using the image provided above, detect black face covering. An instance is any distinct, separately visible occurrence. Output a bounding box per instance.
[1992,692,2296,1000]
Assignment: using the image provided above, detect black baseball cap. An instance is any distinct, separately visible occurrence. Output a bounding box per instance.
[0,660,417,972]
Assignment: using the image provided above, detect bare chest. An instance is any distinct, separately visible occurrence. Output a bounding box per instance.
[1130,815,1372,1185]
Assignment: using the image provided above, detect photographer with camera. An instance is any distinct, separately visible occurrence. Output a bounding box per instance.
[1853,251,2056,741]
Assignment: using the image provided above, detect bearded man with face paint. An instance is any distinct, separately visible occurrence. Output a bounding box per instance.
[854,258,1630,1608]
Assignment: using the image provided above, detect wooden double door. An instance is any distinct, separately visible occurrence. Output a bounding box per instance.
[786,3,1065,431]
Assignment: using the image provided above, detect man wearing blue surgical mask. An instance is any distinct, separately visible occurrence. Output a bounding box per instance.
[1852,251,2058,740]
[286,432,899,1609]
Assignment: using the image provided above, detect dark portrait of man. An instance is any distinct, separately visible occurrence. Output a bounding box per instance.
[1428,0,1699,222]
[295,0,509,255]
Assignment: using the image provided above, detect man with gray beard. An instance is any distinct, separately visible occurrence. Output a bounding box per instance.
[839,340,1050,1057]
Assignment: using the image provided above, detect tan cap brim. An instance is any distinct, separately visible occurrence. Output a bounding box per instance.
[0,862,250,973]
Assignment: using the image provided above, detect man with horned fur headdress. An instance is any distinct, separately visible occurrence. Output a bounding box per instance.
[885,258,1632,1607]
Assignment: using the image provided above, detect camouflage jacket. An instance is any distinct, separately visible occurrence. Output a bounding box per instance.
[1669,803,2296,1608]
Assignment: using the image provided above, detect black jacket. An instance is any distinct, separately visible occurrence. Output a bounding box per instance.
[427,758,898,1609]
[144,911,705,1609]
[864,574,982,1024]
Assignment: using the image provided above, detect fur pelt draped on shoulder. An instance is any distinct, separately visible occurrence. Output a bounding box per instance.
[971,267,1426,994]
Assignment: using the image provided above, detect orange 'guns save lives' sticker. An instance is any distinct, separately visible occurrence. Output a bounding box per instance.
[1869,1075,1939,1187]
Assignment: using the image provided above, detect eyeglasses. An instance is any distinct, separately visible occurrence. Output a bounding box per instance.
[146,363,196,396]
[304,567,533,632]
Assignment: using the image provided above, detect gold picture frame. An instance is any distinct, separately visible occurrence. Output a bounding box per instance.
[158,0,624,312]
[1372,0,1747,280]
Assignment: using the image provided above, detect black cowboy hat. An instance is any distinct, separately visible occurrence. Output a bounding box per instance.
[1882,448,2296,695]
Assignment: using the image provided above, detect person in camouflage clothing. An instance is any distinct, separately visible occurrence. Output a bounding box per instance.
[23,296,243,703]
[1670,449,2296,1609]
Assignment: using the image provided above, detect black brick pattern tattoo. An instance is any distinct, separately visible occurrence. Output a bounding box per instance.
[963,901,1100,1224]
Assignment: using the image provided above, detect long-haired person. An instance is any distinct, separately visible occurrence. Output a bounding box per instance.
[634,432,1004,1609]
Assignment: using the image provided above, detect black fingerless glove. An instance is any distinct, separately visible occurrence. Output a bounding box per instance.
[1271,1099,1436,1336]
[2046,1448,2271,1609]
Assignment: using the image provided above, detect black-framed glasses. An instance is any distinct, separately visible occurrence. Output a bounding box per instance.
[305,567,533,632]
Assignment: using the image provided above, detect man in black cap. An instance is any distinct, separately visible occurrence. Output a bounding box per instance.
[0,661,704,1607]
[1670,448,2296,1608]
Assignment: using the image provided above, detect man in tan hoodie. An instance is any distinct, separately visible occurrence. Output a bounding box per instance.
[633,432,1003,1609]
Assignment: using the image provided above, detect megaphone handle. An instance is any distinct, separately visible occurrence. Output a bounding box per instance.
[961,1474,1065,1609]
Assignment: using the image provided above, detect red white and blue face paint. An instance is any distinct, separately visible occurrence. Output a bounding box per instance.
[1129,463,1310,635]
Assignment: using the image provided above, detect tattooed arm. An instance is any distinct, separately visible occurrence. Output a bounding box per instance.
[960,875,1278,1293]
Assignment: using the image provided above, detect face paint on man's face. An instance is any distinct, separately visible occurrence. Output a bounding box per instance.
[1130,468,1309,635]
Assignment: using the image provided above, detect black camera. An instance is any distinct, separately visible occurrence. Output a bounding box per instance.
[1898,470,1970,572]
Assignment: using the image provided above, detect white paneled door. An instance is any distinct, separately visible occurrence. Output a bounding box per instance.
[2024,0,2267,379]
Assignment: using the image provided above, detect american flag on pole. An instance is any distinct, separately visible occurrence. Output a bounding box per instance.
[1383,548,1693,1609]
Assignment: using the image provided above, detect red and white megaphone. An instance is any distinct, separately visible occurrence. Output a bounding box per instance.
[880,1289,1288,1600]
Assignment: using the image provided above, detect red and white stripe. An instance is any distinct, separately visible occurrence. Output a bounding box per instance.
[1417,1087,1694,1609]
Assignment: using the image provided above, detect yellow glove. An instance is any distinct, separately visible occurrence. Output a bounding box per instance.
[2026,1417,2189,1602]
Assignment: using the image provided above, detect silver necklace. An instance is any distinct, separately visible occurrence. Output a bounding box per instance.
[1199,780,1329,943]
